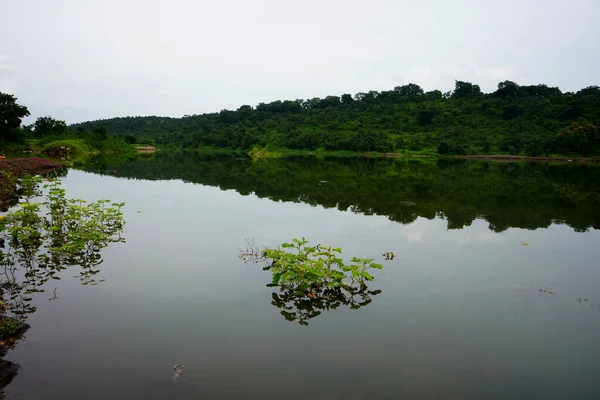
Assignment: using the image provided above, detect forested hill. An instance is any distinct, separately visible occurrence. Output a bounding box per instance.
[72,81,600,156]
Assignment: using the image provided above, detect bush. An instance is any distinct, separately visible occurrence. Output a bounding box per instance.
[554,120,600,156]
[42,140,92,157]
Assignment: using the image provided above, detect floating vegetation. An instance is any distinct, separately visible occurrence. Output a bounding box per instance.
[539,287,554,295]
[240,238,385,325]
[382,251,395,260]
[238,238,268,264]
[0,175,125,352]
[517,286,598,312]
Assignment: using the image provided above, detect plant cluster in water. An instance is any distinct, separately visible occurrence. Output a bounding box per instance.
[0,174,125,391]
[0,174,125,321]
[265,238,383,293]
[241,238,384,325]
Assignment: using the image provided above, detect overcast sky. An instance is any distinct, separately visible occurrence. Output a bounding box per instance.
[1,0,599,124]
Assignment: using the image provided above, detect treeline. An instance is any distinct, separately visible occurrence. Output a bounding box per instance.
[0,93,133,155]
[80,152,600,233]
[71,81,600,156]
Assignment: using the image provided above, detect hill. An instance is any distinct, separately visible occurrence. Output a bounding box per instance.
[72,81,600,156]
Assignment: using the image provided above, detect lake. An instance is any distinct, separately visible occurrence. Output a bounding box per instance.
[3,153,600,399]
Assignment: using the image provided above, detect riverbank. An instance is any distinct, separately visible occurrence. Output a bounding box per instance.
[0,157,62,206]
[2,138,137,162]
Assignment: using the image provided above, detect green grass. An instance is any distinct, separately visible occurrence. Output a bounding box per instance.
[41,139,94,156]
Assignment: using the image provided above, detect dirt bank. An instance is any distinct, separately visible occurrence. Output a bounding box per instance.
[0,158,62,207]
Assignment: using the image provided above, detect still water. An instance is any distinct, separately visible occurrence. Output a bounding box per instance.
[4,154,600,399]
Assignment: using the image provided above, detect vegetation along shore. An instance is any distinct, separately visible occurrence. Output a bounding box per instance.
[2,80,600,161]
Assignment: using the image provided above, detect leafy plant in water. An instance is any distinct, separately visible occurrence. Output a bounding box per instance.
[265,238,383,293]
[242,238,384,325]
[0,175,125,321]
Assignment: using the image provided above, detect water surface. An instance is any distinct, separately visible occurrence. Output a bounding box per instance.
[4,154,600,399]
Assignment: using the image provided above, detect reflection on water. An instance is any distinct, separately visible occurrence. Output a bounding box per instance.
[79,152,600,232]
[269,285,382,326]
[2,154,599,399]
[0,177,125,395]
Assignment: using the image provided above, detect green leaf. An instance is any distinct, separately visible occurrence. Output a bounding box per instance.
[272,272,282,284]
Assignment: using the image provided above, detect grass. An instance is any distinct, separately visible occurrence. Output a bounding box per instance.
[42,139,94,156]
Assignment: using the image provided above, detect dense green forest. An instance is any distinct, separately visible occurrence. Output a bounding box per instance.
[79,152,600,232]
[70,81,600,156]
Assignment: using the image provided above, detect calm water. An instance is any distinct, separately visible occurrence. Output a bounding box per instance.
[3,154,600,399]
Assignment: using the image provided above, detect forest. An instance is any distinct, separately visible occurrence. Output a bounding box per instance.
[2,81,600,157]
[69,81,600,156]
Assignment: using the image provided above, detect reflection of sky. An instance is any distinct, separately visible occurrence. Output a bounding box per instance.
[6,170,600,399]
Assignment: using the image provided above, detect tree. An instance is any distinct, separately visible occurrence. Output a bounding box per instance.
[33,116,68,138]
[394,83,424,98]
[341,94,354,105]
[452,81,482,99]
[502,104,524,120]
[494,81,520,99]
[0,92,30,142]
[423,90,442,100]
[417,110,436,125]
[554,121,600,156]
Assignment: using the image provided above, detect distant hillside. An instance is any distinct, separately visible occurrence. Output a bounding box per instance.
[71,81,600,156]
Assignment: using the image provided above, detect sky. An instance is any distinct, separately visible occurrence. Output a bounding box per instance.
[1,0,599,124]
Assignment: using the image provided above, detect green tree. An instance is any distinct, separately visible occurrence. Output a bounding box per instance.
[33,116,69,138]
[394,83,424,98]
[417,110,436,125]
[0,92,30,142]
[452,80,482,99]
[554,121,600,156]
[494,80,520,99]
[341,94,354,105]
[502,104,524,120]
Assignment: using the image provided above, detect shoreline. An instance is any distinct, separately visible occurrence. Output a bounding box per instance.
[0,158,62,207]
[379,153,596,163]
[186,146,599,163]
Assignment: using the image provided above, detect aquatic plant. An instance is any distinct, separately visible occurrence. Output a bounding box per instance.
[241,238,384,325]
[0,174,125,392]
[263,238,383,292]
[0,175,126,311]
